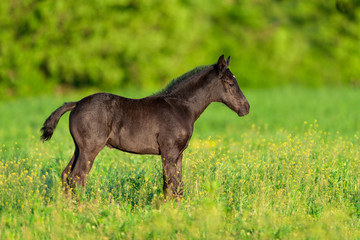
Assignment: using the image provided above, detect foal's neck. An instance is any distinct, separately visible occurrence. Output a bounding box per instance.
[171,74,220,122]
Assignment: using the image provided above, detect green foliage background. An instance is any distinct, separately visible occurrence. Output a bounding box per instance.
[1,0,359,99]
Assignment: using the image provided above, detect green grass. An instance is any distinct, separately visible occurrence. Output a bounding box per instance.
[1,87,360,239]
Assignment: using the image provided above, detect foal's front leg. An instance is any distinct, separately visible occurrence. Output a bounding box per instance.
[161,153,183,200]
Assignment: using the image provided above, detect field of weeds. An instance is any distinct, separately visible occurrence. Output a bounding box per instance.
[1,87,360,239]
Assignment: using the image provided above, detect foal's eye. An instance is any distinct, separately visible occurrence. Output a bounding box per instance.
[229,83,235,87]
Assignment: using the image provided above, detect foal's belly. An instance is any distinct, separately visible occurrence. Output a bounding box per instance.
[106,125,160,155]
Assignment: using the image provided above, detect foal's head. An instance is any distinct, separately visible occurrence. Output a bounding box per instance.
[214,55,250,116]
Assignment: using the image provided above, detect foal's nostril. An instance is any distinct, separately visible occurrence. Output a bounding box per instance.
[244,101,250,113]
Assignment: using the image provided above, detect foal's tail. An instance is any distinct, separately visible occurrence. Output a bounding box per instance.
[41,102,77,141]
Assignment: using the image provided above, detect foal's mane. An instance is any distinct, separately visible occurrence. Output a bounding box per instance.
[154,64,214,96]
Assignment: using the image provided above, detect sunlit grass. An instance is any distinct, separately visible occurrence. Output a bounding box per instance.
[1,87,360,239]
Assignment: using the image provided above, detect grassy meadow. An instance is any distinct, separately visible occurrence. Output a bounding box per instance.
[1,87,360,239]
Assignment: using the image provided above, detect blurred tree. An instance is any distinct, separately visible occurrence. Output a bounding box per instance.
[336,0,360,19]
[0,0,359,99]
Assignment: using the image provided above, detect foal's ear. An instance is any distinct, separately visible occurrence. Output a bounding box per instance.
[217,55,231,74]
[226,56,231,67]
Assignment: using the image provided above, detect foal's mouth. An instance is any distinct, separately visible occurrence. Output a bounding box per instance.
[238,110,249,117]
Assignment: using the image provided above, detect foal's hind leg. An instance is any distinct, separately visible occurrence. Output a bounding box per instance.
[67,102,112,194]
[68,145,104,193]
[61,146,79,195]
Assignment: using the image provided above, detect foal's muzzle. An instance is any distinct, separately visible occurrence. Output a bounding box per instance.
[238,101,250,116]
